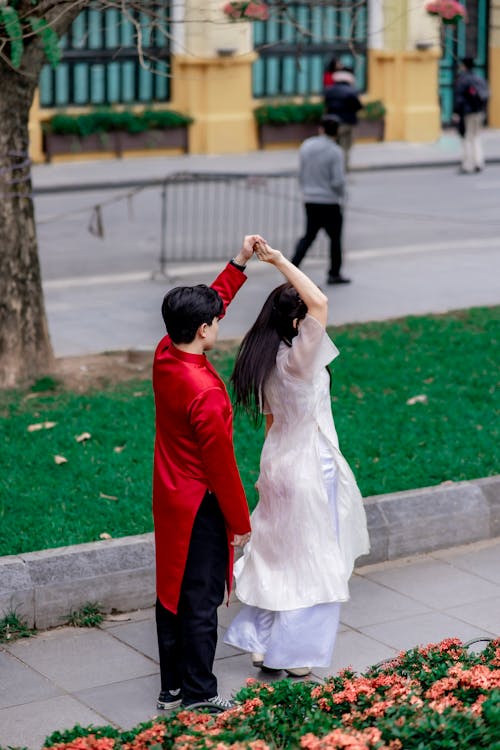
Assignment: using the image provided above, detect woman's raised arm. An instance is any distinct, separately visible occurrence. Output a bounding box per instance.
[254,242,328,327]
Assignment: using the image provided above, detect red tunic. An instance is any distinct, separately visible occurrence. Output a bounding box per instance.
[152,263,252,614]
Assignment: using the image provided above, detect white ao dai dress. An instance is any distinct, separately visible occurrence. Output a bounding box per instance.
[224,315,370,668]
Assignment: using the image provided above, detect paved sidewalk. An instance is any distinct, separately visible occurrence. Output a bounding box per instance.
[1,538,499,749]
[43,239,500,357]
[33,130,500,358]
[32,129,500,193]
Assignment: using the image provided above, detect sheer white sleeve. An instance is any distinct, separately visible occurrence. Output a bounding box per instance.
[282,314,339,381]
[261,392,272,415]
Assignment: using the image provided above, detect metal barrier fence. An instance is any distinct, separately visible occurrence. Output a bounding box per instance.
[155,171,328,277]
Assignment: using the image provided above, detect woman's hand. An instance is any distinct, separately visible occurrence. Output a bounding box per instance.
[232,532,251,547]
[234,234,266,266]
[254,241,283,265]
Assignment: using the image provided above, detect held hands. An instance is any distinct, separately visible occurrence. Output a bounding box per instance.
[232,532,251,548]
[234,234,267,266]
[253,240,283,265]
[234,235,284,267]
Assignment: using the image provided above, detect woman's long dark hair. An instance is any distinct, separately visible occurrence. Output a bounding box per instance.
[231,283,307,422]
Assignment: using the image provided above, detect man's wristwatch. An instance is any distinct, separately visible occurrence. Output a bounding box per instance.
[229,258,247,271]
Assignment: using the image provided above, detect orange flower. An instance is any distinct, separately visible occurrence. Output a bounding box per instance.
[429,695,463,714]
[470,694,488,716]
[50,736,117,750]
[242,697,264,714]
[300,726,382,749]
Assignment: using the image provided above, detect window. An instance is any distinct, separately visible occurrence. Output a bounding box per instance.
[39,4,171,107]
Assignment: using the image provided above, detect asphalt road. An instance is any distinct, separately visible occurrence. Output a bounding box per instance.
[36,165,500,280]
[34,165,500,355]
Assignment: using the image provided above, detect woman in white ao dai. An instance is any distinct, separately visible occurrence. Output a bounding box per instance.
[224,243,370,673]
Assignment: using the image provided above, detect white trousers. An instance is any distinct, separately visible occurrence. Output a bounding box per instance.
[462,112,484,173]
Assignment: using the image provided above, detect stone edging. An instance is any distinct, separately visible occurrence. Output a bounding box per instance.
[1,476,499,630]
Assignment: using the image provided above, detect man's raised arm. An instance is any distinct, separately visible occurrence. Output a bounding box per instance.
[210,234,263,316]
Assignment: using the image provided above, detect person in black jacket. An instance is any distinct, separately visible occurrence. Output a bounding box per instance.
[324,67,362,171]
[453,57,489,173]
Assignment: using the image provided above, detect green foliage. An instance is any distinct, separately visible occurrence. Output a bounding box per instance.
[0,5,62,69]
[67,601,105,628]
[31,375,60,392]
[0,307,498,557]
[43,109,194,137]
[359,98,386,120]
[0,5,23,68]
[254,100,324,126]
[28,16,61,68]
[254,99,386,125]
[0,611,34,643]
[38,638,500,750]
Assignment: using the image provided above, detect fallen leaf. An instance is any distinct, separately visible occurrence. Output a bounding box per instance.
[28,421,57,432]
[406,394,428,405]
[99,532,112,540]
[100,492,118,501]
[75,432,92,443]
[113,445,126,453]
[54,455,68,465]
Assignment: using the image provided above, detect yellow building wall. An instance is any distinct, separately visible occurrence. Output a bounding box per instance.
[171,54,258,154]
[368,49,441,141]
[489,5,500,127]
[28,0,453,161]
[366,0,441,142]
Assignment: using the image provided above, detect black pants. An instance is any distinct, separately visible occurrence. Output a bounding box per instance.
[292,202,343,278]
[156,491,228,703]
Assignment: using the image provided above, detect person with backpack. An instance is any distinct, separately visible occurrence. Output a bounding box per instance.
[453,57,489,174]
[324,66,363,171]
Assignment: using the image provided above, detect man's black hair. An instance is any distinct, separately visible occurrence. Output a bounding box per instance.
[161,285,223,344]
[320,114,341,137]
[462,57,474,71]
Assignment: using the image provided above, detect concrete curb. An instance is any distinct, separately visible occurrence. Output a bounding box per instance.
[32,157,500,196]
[1,475,499,629]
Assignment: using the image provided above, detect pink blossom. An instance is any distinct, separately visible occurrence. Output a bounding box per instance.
[222,1,269,21]
[424,0,466,21]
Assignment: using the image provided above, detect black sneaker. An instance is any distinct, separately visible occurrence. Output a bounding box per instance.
[182,694,235,711]
[157,688,182,710]
[207,694,235,710]
[327,275,351,285]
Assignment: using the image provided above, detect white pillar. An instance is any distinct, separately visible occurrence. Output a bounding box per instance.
[368,0,384,50]
[171,0,185,55]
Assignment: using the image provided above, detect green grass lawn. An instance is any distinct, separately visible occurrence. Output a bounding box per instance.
[0,306,498,557]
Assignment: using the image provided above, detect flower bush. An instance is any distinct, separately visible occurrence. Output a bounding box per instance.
[424,0,467,24]
[222,2,269,21]
[37,638,500,750]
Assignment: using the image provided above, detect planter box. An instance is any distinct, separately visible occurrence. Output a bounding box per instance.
[258,122,319,147]
[355,117,385,141]
[43,127,189,162]
[258,119,384,148]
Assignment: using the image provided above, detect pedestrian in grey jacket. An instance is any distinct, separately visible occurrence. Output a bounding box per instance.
[291,115,350,285]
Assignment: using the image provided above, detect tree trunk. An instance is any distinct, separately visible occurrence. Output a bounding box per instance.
[0,66,54,388]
